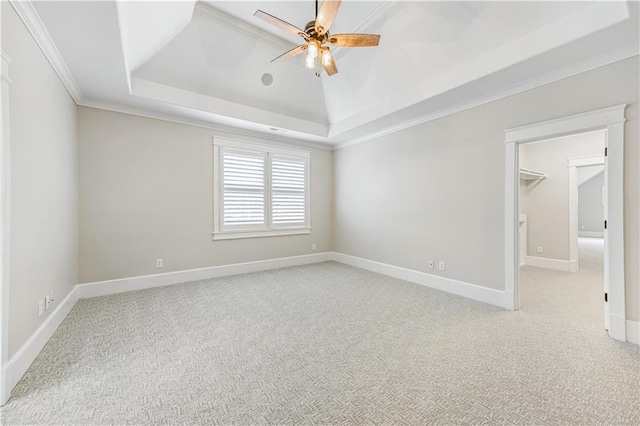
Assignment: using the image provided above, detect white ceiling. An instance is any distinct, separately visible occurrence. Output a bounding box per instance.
[29,1,640,147]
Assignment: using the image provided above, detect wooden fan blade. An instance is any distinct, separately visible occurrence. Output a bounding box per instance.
[254,10,306,39]
[322,52,338,76]
[315,0,341,36]
[328,33,380,47]
[272,45,307,63]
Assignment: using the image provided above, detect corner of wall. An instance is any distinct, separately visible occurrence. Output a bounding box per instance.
[4,285,79,401]
[329,148,336,252]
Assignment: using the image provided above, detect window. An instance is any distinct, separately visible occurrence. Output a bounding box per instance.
[213,138,310,240]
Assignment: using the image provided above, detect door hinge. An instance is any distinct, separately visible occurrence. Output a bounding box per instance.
[605,293,608,302]
[605,147,608,156]
[604,220,607,230]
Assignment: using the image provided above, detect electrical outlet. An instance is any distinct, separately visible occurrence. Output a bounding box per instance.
[311,243,317,251]
[38,300,44,317]
[156,258,163,268]
[438,261,446,271]
[428,261,434,269]
[536,246,543,254]
[47,291,54,311]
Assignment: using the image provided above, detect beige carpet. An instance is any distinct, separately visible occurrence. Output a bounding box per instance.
[1,241,638,424]
[520,237,607,328]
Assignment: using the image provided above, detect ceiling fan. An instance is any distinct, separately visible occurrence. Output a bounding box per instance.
[254,0,380,76]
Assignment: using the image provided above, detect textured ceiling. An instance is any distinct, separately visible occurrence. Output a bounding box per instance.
[30,1,640,146]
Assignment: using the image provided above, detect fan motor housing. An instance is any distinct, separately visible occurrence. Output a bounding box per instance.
[304,20,327,42]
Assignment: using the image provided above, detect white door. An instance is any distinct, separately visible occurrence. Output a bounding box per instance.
[603,144,610,330]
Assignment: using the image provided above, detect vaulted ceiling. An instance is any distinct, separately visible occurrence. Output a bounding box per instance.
[27,1,640,147]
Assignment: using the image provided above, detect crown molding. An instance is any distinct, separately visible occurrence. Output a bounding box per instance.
[333,43,639,150]
[193,3,296,54]
[78,98,333,152]
[8,0,83,104]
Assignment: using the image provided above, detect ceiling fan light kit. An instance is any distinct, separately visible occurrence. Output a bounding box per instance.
[254,0,380,77]
[306,41,319,69]
[321,49,332,67]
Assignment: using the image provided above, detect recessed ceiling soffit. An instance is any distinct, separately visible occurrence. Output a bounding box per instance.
[27,0,639,146]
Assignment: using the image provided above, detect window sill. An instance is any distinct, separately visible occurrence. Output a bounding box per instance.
[212,228,311,241]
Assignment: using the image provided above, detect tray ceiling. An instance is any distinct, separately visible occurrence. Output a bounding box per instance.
[27,1,640,146]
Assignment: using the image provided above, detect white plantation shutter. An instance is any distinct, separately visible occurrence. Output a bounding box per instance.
[221,149,266,229]
[271,155,308,227]
[213,139,310,239]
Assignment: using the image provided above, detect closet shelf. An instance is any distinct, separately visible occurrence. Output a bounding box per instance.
[519,167,547,181]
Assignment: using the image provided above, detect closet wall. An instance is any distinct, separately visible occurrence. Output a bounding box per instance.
[519,131,605,262]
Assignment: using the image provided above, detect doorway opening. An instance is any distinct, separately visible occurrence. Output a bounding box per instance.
[504,105,626,342]
[517,131,606,330]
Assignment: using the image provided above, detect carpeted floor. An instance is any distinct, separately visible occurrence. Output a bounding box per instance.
[1,239,638,425]
[520,237,607,328]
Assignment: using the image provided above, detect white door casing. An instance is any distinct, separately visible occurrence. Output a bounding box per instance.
[0,46,12,405]
[568,154,606,269]
[504,105,626,342]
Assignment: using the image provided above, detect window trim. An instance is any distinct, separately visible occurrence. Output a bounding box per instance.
[212,138,311,240]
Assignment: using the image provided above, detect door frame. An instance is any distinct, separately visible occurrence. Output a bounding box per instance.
[504,104,627,342]
[0,46,12,405]
[568,155,605,270]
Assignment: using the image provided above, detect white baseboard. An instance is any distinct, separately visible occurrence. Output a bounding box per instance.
[331,253,507,309]
[609,314,627,342]
[3,286,79,403]
[579,231,604,238]
[78,252,333,299]
[0,363,9,406]
[78,251,509,310]
[626,319,640,345]
[525,256,573,272]
[568,259,578,273]
[503,290,516,310]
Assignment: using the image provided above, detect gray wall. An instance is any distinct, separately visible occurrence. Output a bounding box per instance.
[519,132,604,260]
[579,170,604,234]
[77,107,333,283]
[3,3,78,358]
[333,56,639,321]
